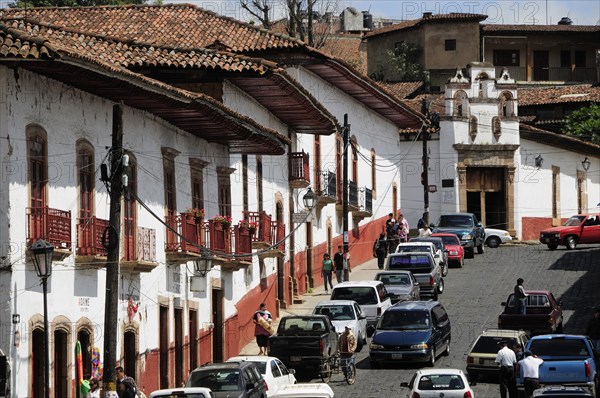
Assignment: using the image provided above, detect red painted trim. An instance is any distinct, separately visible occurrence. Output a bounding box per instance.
[522,217,569,240]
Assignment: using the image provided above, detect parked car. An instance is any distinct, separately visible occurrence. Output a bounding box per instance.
[400,369,474,398]
[268,315,338,376]
[385,252,443,300]
[269,383,334,398]
[532,386,594,397]
[485,228,513,248]
[186,362,267,398]
[396,241,447,276]
[313,300,368,351]
[431,213,485,258]
[149,388,214,398]
[330,281,392,330]
[431,233,465,268]
[539,213,600,250]
[409,236,449,276]
[374,270,420,303]
[497,290,563,335]
[466,328,530,382]
[518,335,599,396]
[369,300,451,367]
[226,356,296,397]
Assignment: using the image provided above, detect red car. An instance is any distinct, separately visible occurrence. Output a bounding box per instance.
[431,233,465,268]
[540,213,600,250]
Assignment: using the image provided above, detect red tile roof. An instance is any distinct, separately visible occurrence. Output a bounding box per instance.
[518,84,600,106]
[0,3,305,52]
[364,13,487,38]
[319,34,366,75]
[482,24,600,33]
[377,81,424,99]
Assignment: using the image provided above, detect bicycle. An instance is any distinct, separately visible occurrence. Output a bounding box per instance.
[320,352,356,385]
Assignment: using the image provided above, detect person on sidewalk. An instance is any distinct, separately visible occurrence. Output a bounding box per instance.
[253,303,273,355]
[514,278,528,315]
[373,233,387,270]
[419,224,432,237]
[586,307,600,352]
[397,212,409,243]
[343,250,351,282]
[495,340,518,398]
[116,366,138,398]
[322,253,334,293]
[333,245,344,283]
[518,350,544,398]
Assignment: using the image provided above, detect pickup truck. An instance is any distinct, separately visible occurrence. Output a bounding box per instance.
[518,335,599,396]
[431,213,485,258]
[540,213,600,250]
[268,315,338,376]
[498,290,563,335]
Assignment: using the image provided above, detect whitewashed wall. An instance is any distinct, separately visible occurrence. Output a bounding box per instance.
[0,66,227,396]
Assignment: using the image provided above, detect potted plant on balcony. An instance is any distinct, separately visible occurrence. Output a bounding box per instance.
[239,220,258,235]
[211,215,232,229]
[187,208,205,224]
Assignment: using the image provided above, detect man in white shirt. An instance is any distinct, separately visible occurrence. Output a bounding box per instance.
[519,351,544,398]
[495,341,518,398]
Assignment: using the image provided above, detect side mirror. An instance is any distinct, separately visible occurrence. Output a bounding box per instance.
[429,223,435,228]
[289,368,296,375]
[414,282,419,286]
[400,382,410,388]
[359,314,367,320]
[476,223,483,228]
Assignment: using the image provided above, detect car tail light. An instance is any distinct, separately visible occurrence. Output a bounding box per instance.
[464,391,473,398]
[320,339,325,353]
[467,356,473,364]
[585,362,592,377]
[429,276,434,286]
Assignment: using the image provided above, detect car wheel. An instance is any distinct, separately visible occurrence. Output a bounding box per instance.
[468,372,478,384]
[486,236,501,248]
[477,242,485,254]
[547,243,558,250]
[465,248,474,259]
[428,348,436,367]
[443,338,451,356]
[441,263,448,277]
[566,236,577,250]
[320,359,331,383]
[437,278,444,294]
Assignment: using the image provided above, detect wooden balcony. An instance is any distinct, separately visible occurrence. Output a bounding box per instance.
[289,151,310,189]
[317,170,337,205]
[75,216,108,265]
[121,227,159,273]
[223,224,253,271]
[165,213,203,263]
[258,220,285,259]
[352,187,373,222]
[337,181,360,213]
[245,211,272,249]
[26,207,72,261]
[205,219,231,264]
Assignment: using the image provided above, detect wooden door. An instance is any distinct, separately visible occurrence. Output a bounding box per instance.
[174,308,183,386]
[212,289,224,362]
[54,330,68,398]
[123,331,136,382]
[32,329,44,398]
[159,306,169,388]
[533,51,549,80]
[123,162,137,261]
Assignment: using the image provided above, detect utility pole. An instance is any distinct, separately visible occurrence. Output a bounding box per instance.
[103,103,124,396]
[421,99,430,226]
[342,114,350,281]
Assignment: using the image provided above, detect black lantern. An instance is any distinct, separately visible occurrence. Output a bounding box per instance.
[302,187,317,211]
[194,253,213,277]
[31,239,54,279]
[12,314,20,324]
[534,154,544,169]
[582,157,591,172]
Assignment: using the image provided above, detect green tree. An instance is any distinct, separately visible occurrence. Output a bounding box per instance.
[10,0,146,7]
[564,103,600,144]
[385,41,429,83]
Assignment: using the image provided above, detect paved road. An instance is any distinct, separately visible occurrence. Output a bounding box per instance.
[295,244,600,398]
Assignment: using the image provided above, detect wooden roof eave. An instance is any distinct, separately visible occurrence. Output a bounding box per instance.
[520,125,600,158]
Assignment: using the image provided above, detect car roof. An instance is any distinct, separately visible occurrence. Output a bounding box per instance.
[333,280,383,288]
[397,242,435,247]
[417,368,464,376]
[440,213,474,217]
[387,252,435,259]
[194,362,250,371]
[227,355,277,363]
[431,233,460,238]
[375,270,413,275]
[389,300,438,311]
[480,329,528,338]
[149,387,213,397]
[315,300,357,306]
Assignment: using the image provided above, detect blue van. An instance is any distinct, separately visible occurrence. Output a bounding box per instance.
[369,301,451,368]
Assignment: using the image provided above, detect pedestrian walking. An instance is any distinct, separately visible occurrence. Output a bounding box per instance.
[495,341,518,398]
[343,250,351,282]
[586,307,600,352]
[253,303,273,355]
[518,350,544,398]
[322,253,334,293]
[513,343,524,361]
[333,245,345,283]
[373,233,388,270]
[386,216,398,253]
[514,278,528,314]
[397,212,409,243]
[116,366,138,398]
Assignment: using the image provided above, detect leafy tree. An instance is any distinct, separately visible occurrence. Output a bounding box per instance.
[10,0,146,7]
[386,41,430,83]
[564,103,600,144]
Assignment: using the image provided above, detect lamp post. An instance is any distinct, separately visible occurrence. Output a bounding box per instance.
[30,239,54,398]
[582,157,591,172]
[302,187,317,212]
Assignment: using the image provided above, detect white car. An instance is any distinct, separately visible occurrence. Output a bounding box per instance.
[485,228,513,248]
[330,281,392,332]
[149,387,213,398]
[401,368,474,398]
[227,356,296,397]
[269,383,334,398]
[312,300,368,351]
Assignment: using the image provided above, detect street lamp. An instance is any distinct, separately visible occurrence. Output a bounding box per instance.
[535,154,544,169]
[194,252,213,277]
[302,187,317,211]
[582,157,591,172]
[30,239,54,398]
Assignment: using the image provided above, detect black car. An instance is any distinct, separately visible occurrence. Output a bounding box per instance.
[187,362,267,398]
[431,213,485,259]
[369,300,451,368]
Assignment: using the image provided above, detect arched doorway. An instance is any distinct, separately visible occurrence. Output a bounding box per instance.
[76,329,92,398]
[54,329,68,397]
[31,328,44,398]
[123,331,137,381]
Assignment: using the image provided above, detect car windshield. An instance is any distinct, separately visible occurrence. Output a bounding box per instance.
[278,318,328,334]
[187,369,240,392]
[563,216,585,226]
[377,274,412,286]
[388,255,432,273]
[314,305,355,320]
[472,337,517,353]
[528,339,590,358]
[435,235,460,246]
[411,238,443,251]
[418,374,465,390]
[378,310,430,330]
[331,287,378,305]
[437,215,473,228]
[397,246,432,254]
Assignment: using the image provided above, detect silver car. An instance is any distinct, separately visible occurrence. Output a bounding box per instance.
[375,270,420,303]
